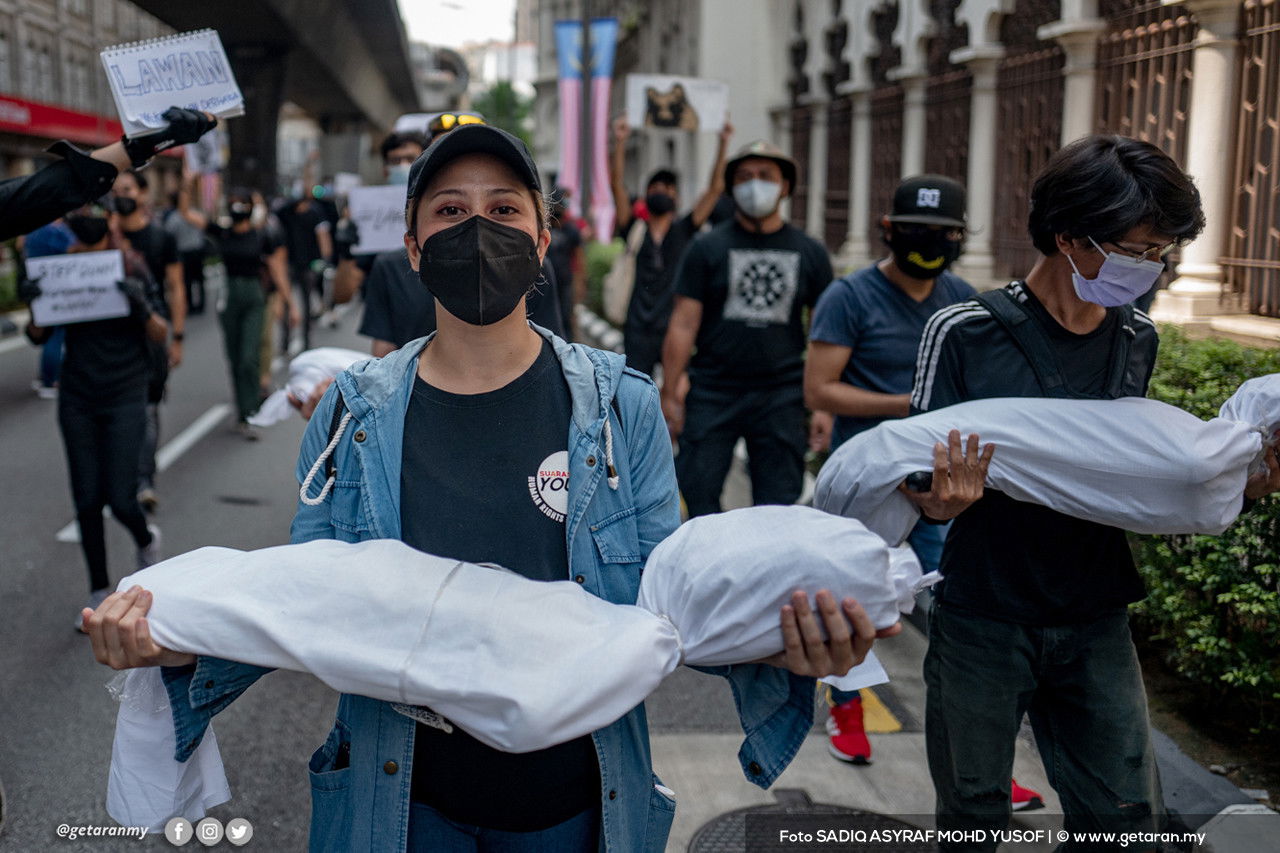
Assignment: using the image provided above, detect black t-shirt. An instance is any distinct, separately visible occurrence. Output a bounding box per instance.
[276,201,327,265]
[206,223,280,279]
[625,214,697,331]
[400,339,598,830]
[910,281,1159,625]
[122,222,178,305]
[674,219,833,388]
[60,260,166,403]
[359,250,566,350]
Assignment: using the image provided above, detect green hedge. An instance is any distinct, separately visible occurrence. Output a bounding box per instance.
[584,238,622,318]
[1131,326,1280,730]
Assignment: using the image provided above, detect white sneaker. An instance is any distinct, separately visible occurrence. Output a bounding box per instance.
[137,524,162,569]
[77,588,110,632]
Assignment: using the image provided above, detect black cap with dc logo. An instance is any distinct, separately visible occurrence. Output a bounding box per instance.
[888,175,967,227]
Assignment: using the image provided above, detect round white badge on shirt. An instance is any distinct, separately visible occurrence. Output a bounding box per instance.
[529,451,569,523]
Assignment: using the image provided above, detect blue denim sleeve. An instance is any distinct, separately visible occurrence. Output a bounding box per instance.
[161,658,274,762]
[623,376,681,558]
[693,663,816,788]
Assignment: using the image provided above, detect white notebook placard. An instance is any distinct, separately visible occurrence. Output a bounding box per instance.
[100,29,244,138]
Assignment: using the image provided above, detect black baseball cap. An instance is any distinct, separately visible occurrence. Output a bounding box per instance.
[887,175,967,227]
[405,124,541,229]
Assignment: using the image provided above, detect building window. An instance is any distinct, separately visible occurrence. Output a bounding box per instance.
[0,33,10,93]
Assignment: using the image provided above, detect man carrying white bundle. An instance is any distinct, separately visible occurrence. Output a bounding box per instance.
[910,134,1280,850]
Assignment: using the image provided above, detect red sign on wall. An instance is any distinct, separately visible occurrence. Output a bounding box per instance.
[0,94,123,147]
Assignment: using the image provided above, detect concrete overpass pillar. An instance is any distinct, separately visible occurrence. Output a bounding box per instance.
[226,43,289,195]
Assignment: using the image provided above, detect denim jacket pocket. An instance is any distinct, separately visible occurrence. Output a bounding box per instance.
[308,719,353,850]
[642,774,677,853]
[328,481,368,537]
[589,506,642,565]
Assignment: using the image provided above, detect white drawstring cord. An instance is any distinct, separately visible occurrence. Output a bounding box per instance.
[602,415,619,490]
[299,411,354,506]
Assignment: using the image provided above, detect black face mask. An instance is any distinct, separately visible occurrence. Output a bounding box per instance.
[645,191,675,215]
[418,215,541,326]
[66,215,110,247]
[112,196,139,217]
[887,227,962,280]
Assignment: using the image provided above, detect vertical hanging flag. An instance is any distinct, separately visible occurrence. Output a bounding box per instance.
[554,20,583,219]
[555,17,618,239]
[588,17,619,242]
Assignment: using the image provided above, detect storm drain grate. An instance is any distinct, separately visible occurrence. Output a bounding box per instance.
[689,789,936,853]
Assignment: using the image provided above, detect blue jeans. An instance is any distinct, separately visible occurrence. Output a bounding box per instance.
[925,603,1163,851]
[39,325,65,387]
[406,803,599,853]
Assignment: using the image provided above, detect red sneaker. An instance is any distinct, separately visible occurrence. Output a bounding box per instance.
[1010,778,1044,811]
[827,695,872,765]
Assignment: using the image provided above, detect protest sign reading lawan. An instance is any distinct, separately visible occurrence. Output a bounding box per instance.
[27,251,128,327]
[347,186,408,255]
[100,29,244,138]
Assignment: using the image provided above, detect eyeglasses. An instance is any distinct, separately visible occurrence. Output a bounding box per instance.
[1096,238,1178,262]
[428,113,486,135]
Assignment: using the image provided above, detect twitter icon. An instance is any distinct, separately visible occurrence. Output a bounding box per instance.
[226,818,254,846]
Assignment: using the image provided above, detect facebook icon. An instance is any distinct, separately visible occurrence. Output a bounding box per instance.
[164,816,193,845]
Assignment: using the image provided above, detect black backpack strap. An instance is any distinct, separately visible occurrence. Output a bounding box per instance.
[1105,303,1137,398]
[975,289,1068,396]
[325,390,347,480]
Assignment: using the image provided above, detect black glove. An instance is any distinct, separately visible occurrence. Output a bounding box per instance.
[17,275,42,304]
[117,277,151,319]
[121,107,218,169]
[334,219,360,261]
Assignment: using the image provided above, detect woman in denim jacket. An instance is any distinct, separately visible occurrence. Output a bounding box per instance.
[86,125,883,852]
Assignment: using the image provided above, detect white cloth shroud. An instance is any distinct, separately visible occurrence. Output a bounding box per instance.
[106,668,231,833]
[248,347,369,427]
[107,506,911,827]
[815,388,1277,547]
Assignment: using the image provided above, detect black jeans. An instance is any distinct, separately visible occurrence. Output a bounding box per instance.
[58,389,153,591]
[181,250,206,314]
[675,381,807,518]
[925,602,1164,852]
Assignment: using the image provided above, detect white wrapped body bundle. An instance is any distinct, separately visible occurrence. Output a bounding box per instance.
[815,395,1268,546]
[120,539,681,754]
[248,347,369,427]
[107,507,910,829]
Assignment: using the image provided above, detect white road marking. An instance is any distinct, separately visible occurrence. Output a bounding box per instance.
[54,403,233,542]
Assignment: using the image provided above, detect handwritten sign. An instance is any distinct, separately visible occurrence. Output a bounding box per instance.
[27,251,128,326]
[625,74,729,133]
[101,29,244,138]
[348,186,407,255]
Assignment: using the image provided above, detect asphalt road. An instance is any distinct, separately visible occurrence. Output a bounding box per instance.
[0,292,751,852]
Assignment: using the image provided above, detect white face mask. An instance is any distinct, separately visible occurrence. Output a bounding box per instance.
[387,163,413,186]
[733,179,782,219]
[1066,236,1165,308]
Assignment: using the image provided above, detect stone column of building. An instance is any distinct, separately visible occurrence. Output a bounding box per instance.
[1151,0,1243,323]
[895,73,928,177]
[836,83,873,269]
[1039,7,1108,145]
[951,46,1005,288]
[226,43,289,195]
[806,97,829,239]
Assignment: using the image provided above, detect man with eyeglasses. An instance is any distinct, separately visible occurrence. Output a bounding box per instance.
[906,135,1279,850]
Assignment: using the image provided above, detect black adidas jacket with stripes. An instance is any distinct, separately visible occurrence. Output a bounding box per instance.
[907,280,1157,626]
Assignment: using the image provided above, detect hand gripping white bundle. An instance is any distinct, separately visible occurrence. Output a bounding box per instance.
[107,507,910,828]
[248,347,369,427]
[814,386,1276,546]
